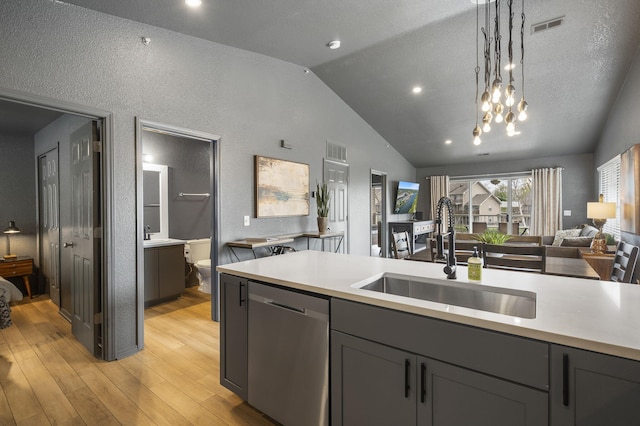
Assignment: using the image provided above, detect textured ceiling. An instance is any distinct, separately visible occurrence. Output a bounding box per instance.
[9,0,640,167]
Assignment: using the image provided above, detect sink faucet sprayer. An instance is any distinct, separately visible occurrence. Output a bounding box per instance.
[435,196,457,279]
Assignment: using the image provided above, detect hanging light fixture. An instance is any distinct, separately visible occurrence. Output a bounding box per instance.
[472,0,529,144]
[517,0,528,121]
[473,0,482,146]
[472,3,482,146]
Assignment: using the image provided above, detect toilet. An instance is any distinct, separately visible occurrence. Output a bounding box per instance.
[185,238,211,293]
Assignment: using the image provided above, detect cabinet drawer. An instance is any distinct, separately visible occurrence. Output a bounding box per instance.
[332,298,549,390]
[0,261,32,276]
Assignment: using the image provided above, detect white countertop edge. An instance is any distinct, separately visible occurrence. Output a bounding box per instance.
[217,250,640,361]
[143,238,186,248]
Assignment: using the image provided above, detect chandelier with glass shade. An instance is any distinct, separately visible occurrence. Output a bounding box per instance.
[473,0,528,146]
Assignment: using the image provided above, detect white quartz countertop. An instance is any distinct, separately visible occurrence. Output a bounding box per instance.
[217,250,640,361]
[143,238,186,248]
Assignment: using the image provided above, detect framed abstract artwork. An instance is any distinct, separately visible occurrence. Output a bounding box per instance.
[254,155,310,217]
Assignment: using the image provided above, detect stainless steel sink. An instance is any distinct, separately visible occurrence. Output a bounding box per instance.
[356,273,536,319]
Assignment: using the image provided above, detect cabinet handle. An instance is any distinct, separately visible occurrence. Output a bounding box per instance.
[562,353,569,406]
[239,282,245,306]
[404,359,411,398]
[63,242,74,248]
[420,362,427,403]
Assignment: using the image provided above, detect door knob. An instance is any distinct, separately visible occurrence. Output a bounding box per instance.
[63,242,74,248]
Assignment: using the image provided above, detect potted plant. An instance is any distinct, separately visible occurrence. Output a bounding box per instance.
[471,229,512,245]
[316,181,330,234]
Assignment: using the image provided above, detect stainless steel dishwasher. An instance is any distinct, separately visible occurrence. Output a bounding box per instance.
[248,281,329,426]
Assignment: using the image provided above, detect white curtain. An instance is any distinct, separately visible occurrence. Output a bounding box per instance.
[429,175,450,227]
[531,168,563,236]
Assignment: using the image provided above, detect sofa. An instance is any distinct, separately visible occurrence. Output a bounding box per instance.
[456,224,599,258]
[541,224,600,258]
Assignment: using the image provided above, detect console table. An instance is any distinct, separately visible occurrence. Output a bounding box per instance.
[302,231,344,253]
[0,256,34,298]
[388,220,435,255]
[227,238,295,261]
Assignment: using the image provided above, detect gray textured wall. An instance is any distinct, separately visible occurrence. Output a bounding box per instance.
[594,45,640,170]
[416,153,594,230]
[594,45,640,257]
[0,132,37,260]
[142,131,212,240]
[0,0,415,357]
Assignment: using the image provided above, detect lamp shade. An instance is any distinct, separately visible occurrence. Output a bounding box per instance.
[3,220,20,234]
[587,202,616,219]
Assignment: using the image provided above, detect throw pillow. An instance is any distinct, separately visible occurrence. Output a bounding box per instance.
[579,224,599,238]
[552,228,581,246]
[560,236,594,247]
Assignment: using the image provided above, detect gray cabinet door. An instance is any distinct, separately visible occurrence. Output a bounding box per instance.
[421,358,548,426]
[220,274,248,400]
[331,331,416,426]
[144,248,159,303]
[158,245,185,299]
[551,345,640,425]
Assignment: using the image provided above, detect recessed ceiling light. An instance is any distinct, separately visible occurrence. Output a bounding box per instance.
[412,86,422,94]
[504,62,516,71]
[445,139,452,145]
[328,40,341,50]
[185,0,202,8]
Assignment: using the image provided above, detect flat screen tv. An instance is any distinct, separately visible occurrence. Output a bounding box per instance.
[393,181,420,214]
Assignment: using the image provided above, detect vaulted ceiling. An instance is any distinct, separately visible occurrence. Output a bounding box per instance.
[11,0,640,167]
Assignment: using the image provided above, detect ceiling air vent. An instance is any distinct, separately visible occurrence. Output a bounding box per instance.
[326,140,347,162]
[531,16,564,34]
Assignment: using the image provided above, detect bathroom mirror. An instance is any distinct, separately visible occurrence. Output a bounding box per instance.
[143,163,169,239]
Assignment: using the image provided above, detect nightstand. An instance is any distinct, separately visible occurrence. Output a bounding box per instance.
[0,256,34,298]
[578,248,615,281]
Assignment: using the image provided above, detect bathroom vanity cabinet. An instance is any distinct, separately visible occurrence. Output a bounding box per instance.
[144,244,185,306]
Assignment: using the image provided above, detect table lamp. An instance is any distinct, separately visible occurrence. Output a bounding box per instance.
[586,195,616,253]
[3,220,21,259]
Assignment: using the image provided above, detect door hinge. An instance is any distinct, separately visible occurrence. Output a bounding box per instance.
[94,312,103,324]
[94,227,102,239]
[93,141,102,153]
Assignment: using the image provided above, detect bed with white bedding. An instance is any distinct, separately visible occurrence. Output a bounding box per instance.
[0,276,23,329]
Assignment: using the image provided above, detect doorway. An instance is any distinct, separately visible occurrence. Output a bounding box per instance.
[370,170,387,257]
[1,92,110,358]
[136,119,221,347]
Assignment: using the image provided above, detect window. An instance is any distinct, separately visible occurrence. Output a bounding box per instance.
[598,155,621,240]
[449,174,532,235]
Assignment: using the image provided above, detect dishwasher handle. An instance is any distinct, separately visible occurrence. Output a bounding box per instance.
[267,300,306,314]
[249,291,329,322]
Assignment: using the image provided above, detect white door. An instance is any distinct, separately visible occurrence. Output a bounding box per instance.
[38,148,60,306]
[68,121,102,357]
[323,159,349,253]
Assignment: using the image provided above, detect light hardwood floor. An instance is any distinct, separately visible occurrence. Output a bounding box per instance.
[0,288,276,425]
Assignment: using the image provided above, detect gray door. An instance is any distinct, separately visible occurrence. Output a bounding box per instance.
[331,331,416,425]
[323,159,348,253]
[422,358,548,425]
[38,148,60,306]
[68,121,102,357]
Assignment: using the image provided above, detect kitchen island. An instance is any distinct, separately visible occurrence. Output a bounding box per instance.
[217,251,640,425]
